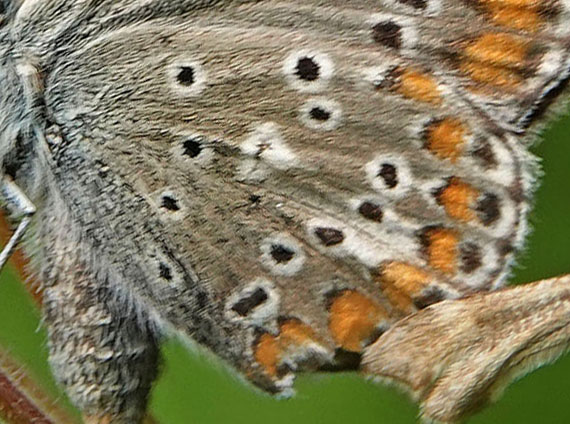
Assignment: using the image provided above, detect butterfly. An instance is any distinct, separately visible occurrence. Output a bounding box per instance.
[0,1,569,423]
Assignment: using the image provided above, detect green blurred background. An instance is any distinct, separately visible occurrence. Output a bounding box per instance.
[0,110,568,423]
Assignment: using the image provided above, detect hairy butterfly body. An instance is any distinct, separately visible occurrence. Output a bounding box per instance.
[0,1,569,423]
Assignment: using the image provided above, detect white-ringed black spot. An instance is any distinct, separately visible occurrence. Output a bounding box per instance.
[366,154,413,197]
[296,57,320,81]
[497,239,514,256]
[283,50,334,93]
[167,59,207,96]
[300,98,342,131]
[270,244,295,263]
[476,193,500,226]
[231,287,269,317]
[460,242,482,274]
[249,194,261,204]
[153,189,187,221]
[471,139,497,168]
[171,133,215,168]
[358,202,384,223]
[315,227,345,246]
[145,249,185,288]
[372,21,402,50]
[176,66,195,86]
[161,194,180,212]
[398,0,427,9]
[225,279,280,328]
[159,262,173,281]
[378,163,398,188]
[182,137,202,157]
[309,106,331,121]
[260,234,306,276]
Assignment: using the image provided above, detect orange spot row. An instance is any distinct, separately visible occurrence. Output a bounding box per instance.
[424,118,468,162]
[254,319,323,377]
[376,262,433,312]
[254,334,281,377]
[460,32,530,89]
[436,177,480,223]
[328,290,388,352]
[460,60,523,89]
[394,67,443,105]
[464,33,529,68]
[421,227,459,275]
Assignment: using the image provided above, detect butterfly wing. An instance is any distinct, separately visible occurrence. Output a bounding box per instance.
[12,0,570,394]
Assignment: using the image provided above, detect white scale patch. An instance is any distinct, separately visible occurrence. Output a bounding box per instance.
[278,337,332,375]
[523,47,570,114]
[555,1,570,36]
[362,63,399,88]
[237,122,300,182]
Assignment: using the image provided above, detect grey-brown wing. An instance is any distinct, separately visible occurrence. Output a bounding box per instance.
[23,0,570,392]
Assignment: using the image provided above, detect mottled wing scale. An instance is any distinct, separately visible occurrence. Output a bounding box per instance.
[19,0,570,394]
